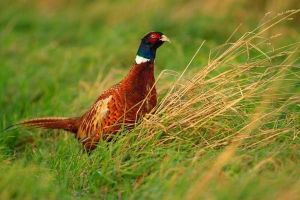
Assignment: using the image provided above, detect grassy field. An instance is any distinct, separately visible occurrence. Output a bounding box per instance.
[1,0,300,199]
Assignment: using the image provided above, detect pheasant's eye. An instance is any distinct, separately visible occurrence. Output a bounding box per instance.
[145,32,163,44]
[149,33,160,39]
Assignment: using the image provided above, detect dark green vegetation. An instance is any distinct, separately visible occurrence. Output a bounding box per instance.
[1,1,299,199]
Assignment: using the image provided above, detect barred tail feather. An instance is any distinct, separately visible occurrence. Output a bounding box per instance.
[20,117,80,133]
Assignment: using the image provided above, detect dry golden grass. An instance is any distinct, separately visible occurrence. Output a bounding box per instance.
[127,10,300,199]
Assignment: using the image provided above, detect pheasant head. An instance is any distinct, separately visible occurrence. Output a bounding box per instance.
[136,31,170,64]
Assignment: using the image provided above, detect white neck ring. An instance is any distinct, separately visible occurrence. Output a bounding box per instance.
[135,55,151,64]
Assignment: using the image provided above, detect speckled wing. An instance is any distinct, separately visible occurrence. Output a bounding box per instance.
[77,95,112,148]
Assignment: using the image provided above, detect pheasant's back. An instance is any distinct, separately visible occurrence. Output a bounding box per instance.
[77,62,157,149]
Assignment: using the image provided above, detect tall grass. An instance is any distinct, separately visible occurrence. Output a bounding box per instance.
[136,10,299,150]
[130,10,300,199]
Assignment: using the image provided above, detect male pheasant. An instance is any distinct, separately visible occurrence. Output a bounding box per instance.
[20,31,170,151]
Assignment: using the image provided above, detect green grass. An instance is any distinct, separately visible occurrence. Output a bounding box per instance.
[1,1,300,199]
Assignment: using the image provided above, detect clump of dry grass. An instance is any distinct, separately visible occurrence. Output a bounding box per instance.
[135,10,300,155]
[128,11,300,198]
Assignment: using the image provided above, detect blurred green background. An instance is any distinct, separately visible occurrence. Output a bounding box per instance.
[0,0,299,199]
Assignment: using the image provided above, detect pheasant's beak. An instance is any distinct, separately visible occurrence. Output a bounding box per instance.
[160,35,171,43]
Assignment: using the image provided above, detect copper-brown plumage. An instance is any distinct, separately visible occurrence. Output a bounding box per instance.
[20,31,169,151]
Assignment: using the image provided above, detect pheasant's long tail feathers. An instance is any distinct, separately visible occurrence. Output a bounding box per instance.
[20,117,80,133]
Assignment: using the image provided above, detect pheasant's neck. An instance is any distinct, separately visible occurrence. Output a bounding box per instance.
[135,43,157,64]
[122,62,157,120]
[124,62,155,95]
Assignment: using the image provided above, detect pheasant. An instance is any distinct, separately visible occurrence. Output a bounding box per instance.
[19,31,170,151]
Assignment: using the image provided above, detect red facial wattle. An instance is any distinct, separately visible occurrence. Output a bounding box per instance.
[148,33,162,44]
